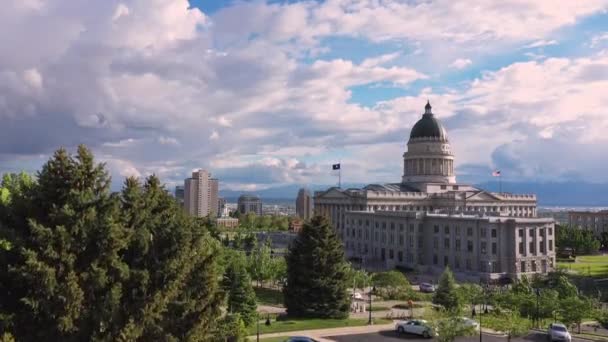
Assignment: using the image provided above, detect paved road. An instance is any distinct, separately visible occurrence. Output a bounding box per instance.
[327,331,591,342]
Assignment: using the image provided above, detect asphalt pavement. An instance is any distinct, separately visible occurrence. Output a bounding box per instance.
[327,331,591,342]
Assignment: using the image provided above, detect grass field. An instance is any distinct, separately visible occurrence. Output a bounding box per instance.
[247,317,392,335]
[255,287,284,307]
[557,255,608,278]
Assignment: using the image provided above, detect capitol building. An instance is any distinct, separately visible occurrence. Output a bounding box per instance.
[314,102,555,281]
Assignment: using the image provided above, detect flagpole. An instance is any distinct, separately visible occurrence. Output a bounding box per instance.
[339,161,342,189]
[499,174,502,194]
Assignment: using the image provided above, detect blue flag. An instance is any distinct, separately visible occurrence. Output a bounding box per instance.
[332,163,340,170]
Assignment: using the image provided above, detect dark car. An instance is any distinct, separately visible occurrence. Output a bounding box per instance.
[285,337,319,342]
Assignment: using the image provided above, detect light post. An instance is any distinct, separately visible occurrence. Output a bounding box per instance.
[479,282,486,342]
[368,285,376,325]
[535,288,541,328]
[256,313,260,342]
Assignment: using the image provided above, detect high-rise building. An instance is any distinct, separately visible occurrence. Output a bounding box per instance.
[218,197,227,217]
[174,185,185,207]
[184,169,219,217]
[238,194,262,216]
[296,188,313,221]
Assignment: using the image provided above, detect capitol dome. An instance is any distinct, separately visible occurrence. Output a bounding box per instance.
[409,101,448,141]
[402,101,456,184]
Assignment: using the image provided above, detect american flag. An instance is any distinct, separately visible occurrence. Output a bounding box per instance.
[492,170,501,177]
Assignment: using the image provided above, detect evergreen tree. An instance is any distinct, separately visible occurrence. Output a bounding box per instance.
[223,253,257,326]
[283,216,350,318]
[433,267,462,312]
[0,146,224,341]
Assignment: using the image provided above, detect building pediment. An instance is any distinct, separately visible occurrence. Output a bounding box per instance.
[465,191,501,201]
[315,188,352,199]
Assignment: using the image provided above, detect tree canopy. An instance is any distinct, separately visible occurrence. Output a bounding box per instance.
[0,146,224,341]
[433,267,462,312]
[556,224,600,255]
[283,215,350,318]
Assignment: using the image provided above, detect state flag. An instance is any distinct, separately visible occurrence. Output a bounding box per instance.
[332,163,341,170]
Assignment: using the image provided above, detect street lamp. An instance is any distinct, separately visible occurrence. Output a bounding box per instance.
[368,285,376,325]
[535,288,541,328]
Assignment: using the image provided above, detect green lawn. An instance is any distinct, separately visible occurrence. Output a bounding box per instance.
[255,287,284,307]
[557,255,608,278]
[366,305,390,312]
[247,317,392,335]
[260,337,290,342]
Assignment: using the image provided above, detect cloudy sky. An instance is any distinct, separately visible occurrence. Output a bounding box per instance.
[2,0,608,192]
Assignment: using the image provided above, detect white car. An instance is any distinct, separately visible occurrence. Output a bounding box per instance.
[352,292,363,300]
[459,317,480,331]
[419,283,436,293]
[548,323,571,342]
[396,319,434,338]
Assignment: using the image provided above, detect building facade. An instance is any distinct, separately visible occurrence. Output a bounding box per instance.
[296,188,314,221]
[184,169,219,217]
[218,197,227,217]
[216,217,239,229]
[174,185,184,207]
[238,194,263,216]
[314,102,554,280]
[568,210,608,236]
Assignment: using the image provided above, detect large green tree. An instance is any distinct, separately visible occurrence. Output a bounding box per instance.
[283,216,350,318]
[433,267,462,312]
[556,224,600,255]
[223,253,257,326]
[372,270,411,300]
[0,146,224,341]
[560,296,593,333]
[249,238,274,287]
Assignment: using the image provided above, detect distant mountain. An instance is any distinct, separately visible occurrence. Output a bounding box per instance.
[220,181,608,206]
[219,183,364,203]
[475,181,608,206]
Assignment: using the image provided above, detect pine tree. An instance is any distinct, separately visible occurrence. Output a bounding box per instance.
[223,253,257,326]
[283,215,350,318]
[0,146,224,341]
[433,267,462,312]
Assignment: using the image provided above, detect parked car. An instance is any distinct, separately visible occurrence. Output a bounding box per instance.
[396,319,435,338]
[419,282,436,293]
[547,323,571,342]
[352,292,363,300]
[285,337,319,342]
[459,317,480,331]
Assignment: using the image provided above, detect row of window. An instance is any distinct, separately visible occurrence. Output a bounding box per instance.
[517,227,553,237]
[433,225,498,237]
[431,255,497,272]
[518,240,553,255]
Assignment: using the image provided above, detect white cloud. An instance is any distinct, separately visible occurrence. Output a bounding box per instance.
[2,0,608,191]
[158,136,180,145]
[23,68,43,89]
[590,32,608,47]
[102,138,138,148]
[449,58,472,69]
[524,39,558,49]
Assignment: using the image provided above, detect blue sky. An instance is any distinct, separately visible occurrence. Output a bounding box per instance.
[1,0,608,192]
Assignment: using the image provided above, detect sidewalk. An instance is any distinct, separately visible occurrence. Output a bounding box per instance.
[247,321,396,341]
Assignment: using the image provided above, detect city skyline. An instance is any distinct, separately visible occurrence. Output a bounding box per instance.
[1,1,608,194]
